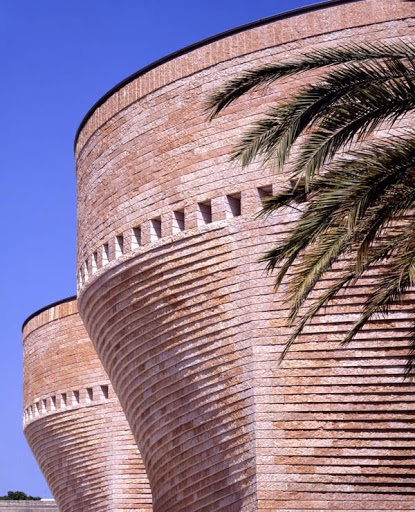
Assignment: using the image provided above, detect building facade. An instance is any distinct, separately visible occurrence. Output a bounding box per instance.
[25,1,415,511]
[23,299,152,512]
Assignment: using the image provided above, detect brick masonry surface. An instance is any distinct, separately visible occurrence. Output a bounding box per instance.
[22,299,152,512]
[25,0,415,511]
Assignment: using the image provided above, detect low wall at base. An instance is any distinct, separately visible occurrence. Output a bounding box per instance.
[0,502,58,511]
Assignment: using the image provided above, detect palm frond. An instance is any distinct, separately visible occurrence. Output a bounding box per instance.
[281,232,409,360]
[207,41,415,119]
[262,135,415,313]
[209,34,415,375]
[232,57,415,176]
[344,230,415,345]
[292,76,415,185]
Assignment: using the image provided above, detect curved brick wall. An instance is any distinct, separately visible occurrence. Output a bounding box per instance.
[75,1,415,510]
[23,298,152,512]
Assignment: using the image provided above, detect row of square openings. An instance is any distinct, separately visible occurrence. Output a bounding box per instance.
[103,196,238,255]
[24,385,109,422]
[79,189,273,287]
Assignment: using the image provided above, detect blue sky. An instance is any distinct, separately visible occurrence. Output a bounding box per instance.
[1,0,317,498]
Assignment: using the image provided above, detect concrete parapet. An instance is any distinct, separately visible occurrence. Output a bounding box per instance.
[0,503,58,512]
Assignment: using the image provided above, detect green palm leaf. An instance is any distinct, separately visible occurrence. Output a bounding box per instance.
[207,41,415,119]
[232,57,415,181]
[209,35,415,375]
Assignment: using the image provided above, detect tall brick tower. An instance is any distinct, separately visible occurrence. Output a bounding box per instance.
[21,1,415,511]
[74,1,415,510]
[23,298,152,512]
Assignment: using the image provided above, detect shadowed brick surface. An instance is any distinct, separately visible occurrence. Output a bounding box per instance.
[23,299,152,512]
[74,0,415,510]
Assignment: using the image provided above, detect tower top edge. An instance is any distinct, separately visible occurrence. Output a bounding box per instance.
[22,295,77,332]
[73,0,361,149]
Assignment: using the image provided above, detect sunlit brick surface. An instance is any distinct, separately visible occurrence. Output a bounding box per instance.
[23,299,152,512]
[76,1,415,510]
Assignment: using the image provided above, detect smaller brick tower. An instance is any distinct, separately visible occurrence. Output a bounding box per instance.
[23,297,153,512]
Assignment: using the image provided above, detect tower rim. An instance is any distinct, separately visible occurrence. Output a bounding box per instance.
[73,0,360,149]
[22,295,77,331]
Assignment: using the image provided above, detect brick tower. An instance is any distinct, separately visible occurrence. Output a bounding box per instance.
[25,1,415,511]
[75,1,415,510]
[23,298,152,512]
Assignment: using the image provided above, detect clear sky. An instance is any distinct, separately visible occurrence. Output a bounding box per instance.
[1,0,318,498]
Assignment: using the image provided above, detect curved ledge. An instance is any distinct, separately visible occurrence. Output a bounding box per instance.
[74,0,360,149]
[23,382,110,428]
[22,295,77,331]
[76,185,268,292]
